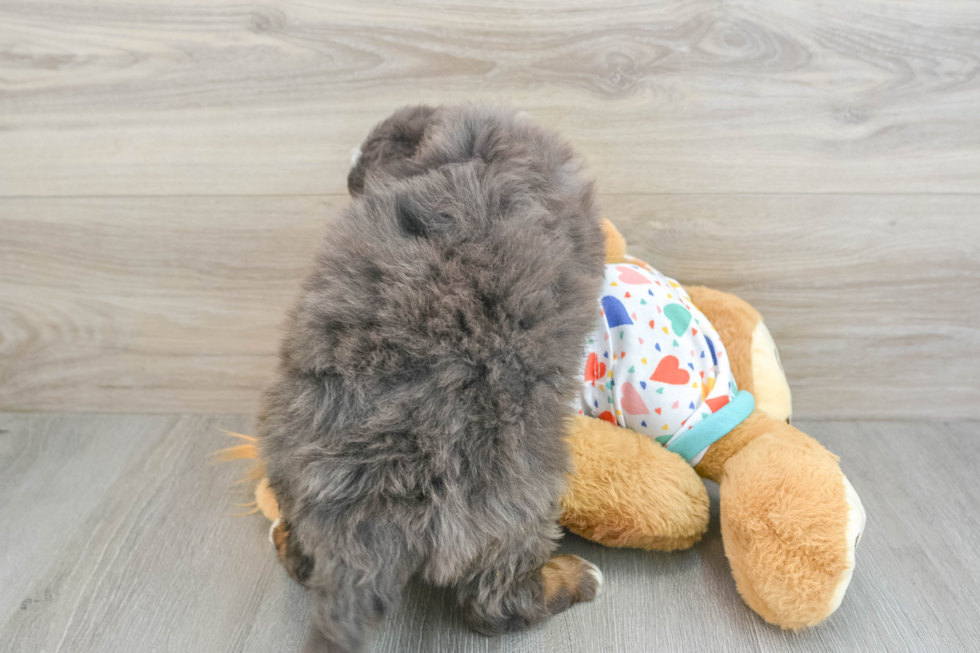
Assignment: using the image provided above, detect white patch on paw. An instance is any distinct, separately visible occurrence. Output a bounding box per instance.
[349,146,362,170]
[269,517,281,546]
[826,476,866,616]
[582,559,604,597]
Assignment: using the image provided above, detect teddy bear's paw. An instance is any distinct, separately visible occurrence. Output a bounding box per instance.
[719,432,864,629]
[826,477,866,617]
[845,477,867,548]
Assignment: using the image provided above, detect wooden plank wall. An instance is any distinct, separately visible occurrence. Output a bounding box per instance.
[1,0,978,418]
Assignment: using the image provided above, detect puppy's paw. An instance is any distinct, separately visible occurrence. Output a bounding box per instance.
[270,518,315,584]
[583,559,604,598]
[270,517,288,557]
[541,554,603,614]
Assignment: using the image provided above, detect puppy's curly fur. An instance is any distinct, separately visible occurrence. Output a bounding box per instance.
[259,104,605,652]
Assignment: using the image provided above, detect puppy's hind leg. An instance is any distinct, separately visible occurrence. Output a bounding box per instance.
[302,550,415,653]
[456,534,602,636]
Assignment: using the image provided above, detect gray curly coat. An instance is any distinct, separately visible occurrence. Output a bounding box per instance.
[259,104,606,652]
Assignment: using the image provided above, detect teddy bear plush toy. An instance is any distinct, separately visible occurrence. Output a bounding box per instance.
[560,219,866,629]
[220,217,865,631]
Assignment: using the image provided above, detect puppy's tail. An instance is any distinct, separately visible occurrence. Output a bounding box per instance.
[302,553,412,653]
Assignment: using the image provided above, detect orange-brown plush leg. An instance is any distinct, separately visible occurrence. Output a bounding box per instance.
[696,412,863,629]
[561,415,709,551]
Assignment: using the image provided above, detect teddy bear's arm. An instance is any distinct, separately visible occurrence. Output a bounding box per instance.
[560,414,709,551]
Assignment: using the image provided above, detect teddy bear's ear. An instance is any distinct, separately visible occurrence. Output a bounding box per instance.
[600,219,628,263]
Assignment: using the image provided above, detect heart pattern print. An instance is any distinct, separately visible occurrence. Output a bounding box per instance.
[574,262,739,465]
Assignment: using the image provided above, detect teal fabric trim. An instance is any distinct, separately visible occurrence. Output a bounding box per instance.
[666,391,756,463]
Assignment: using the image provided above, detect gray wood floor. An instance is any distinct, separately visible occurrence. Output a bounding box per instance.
[2,412,978,652]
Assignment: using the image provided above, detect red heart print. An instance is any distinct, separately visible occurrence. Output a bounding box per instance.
[584,352,606,385]
[649,320,655,328]
[624,292,631,298]
[599,411,617,424]
[655,407,662,415]
[650,355,691,385]
[706,395,730,412]
[692,328,698,335]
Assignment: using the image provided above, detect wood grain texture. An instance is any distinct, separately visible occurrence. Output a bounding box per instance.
[2,195,977,417]
[0,195,330,415]
[2,412,979,652]
[1,0,979,196]
[0,413,309,653]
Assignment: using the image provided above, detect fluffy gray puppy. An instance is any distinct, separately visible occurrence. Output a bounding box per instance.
[259,104,606,653]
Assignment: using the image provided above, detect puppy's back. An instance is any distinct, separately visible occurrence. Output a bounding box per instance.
[260,105,605,651]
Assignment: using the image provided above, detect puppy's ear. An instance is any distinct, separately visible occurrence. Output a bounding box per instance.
[347,157,369,197]
[348,105,441,197]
